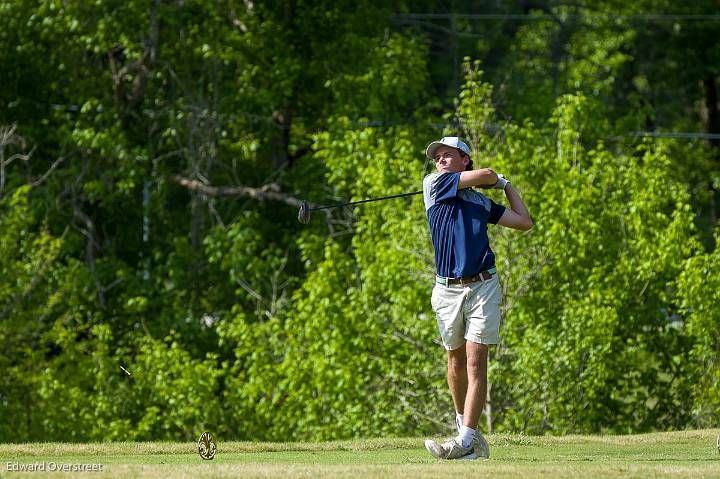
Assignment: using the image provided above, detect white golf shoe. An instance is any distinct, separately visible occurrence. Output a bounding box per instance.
[424,430,490,461]
[424,436,478,460]
[474,430,490,459]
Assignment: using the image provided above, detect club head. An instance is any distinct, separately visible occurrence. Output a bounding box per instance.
[298,201,311,224]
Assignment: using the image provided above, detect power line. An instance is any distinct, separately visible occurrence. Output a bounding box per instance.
[356,121,720,140]
[394,13,720,21]
[631,131,720,140]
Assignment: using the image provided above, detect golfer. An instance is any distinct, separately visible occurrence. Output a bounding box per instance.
[422,137,533,460]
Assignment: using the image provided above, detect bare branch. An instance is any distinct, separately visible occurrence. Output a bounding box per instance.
[172,174,307,208]
[1,124,30,199]
[29,156,64,187]
[4,150,34,166]
[0,124,25,149]
[72,206,106,310]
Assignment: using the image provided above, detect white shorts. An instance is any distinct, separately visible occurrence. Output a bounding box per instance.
[431,274,502,350]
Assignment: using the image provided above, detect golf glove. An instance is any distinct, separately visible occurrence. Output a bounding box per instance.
[494,174,509,190]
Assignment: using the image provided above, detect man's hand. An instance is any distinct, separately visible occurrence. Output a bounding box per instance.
[494,174,509,190]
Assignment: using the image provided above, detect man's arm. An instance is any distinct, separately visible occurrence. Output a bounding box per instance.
[497,183,533,231]
[459,168,498,189]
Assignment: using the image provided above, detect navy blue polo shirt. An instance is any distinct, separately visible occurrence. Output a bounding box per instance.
[423,172,505,278]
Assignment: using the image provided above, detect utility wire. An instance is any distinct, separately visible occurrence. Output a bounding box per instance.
[630,131,720,140]
[357,121,720,140]
[394,13,720,21]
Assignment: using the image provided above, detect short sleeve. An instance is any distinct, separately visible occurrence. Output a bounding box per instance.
[423,172,460,211]
[487,199,506,225]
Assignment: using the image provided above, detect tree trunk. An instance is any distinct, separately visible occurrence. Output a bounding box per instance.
[271,109,291,168]
[702,75,719,149]
[702,75,719,232]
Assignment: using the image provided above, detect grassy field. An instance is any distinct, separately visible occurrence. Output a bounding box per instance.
[1,429,718,478]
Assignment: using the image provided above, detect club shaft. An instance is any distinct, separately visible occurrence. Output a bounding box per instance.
[310,190,422,211]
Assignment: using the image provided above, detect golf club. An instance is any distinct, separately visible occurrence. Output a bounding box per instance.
[298,190,422,224]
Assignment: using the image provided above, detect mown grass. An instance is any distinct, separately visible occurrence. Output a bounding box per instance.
[1,429,718,478]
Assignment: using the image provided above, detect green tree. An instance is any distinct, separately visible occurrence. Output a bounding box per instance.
[676,233,720,428]
[0,186,65,440]
[2,0,719,442]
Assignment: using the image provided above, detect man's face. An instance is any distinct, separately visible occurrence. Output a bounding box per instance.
[434,146,469,173]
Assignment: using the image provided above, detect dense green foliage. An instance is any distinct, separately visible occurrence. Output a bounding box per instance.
[1,1,718,442]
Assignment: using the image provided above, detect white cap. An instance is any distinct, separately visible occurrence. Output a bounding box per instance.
[425,137,471,160]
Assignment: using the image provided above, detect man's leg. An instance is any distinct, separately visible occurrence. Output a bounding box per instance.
[447,344,468,420]
[426,284,483,460]
[455,340,490,459]
[425,342,486,461]
[463,341,488,429]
